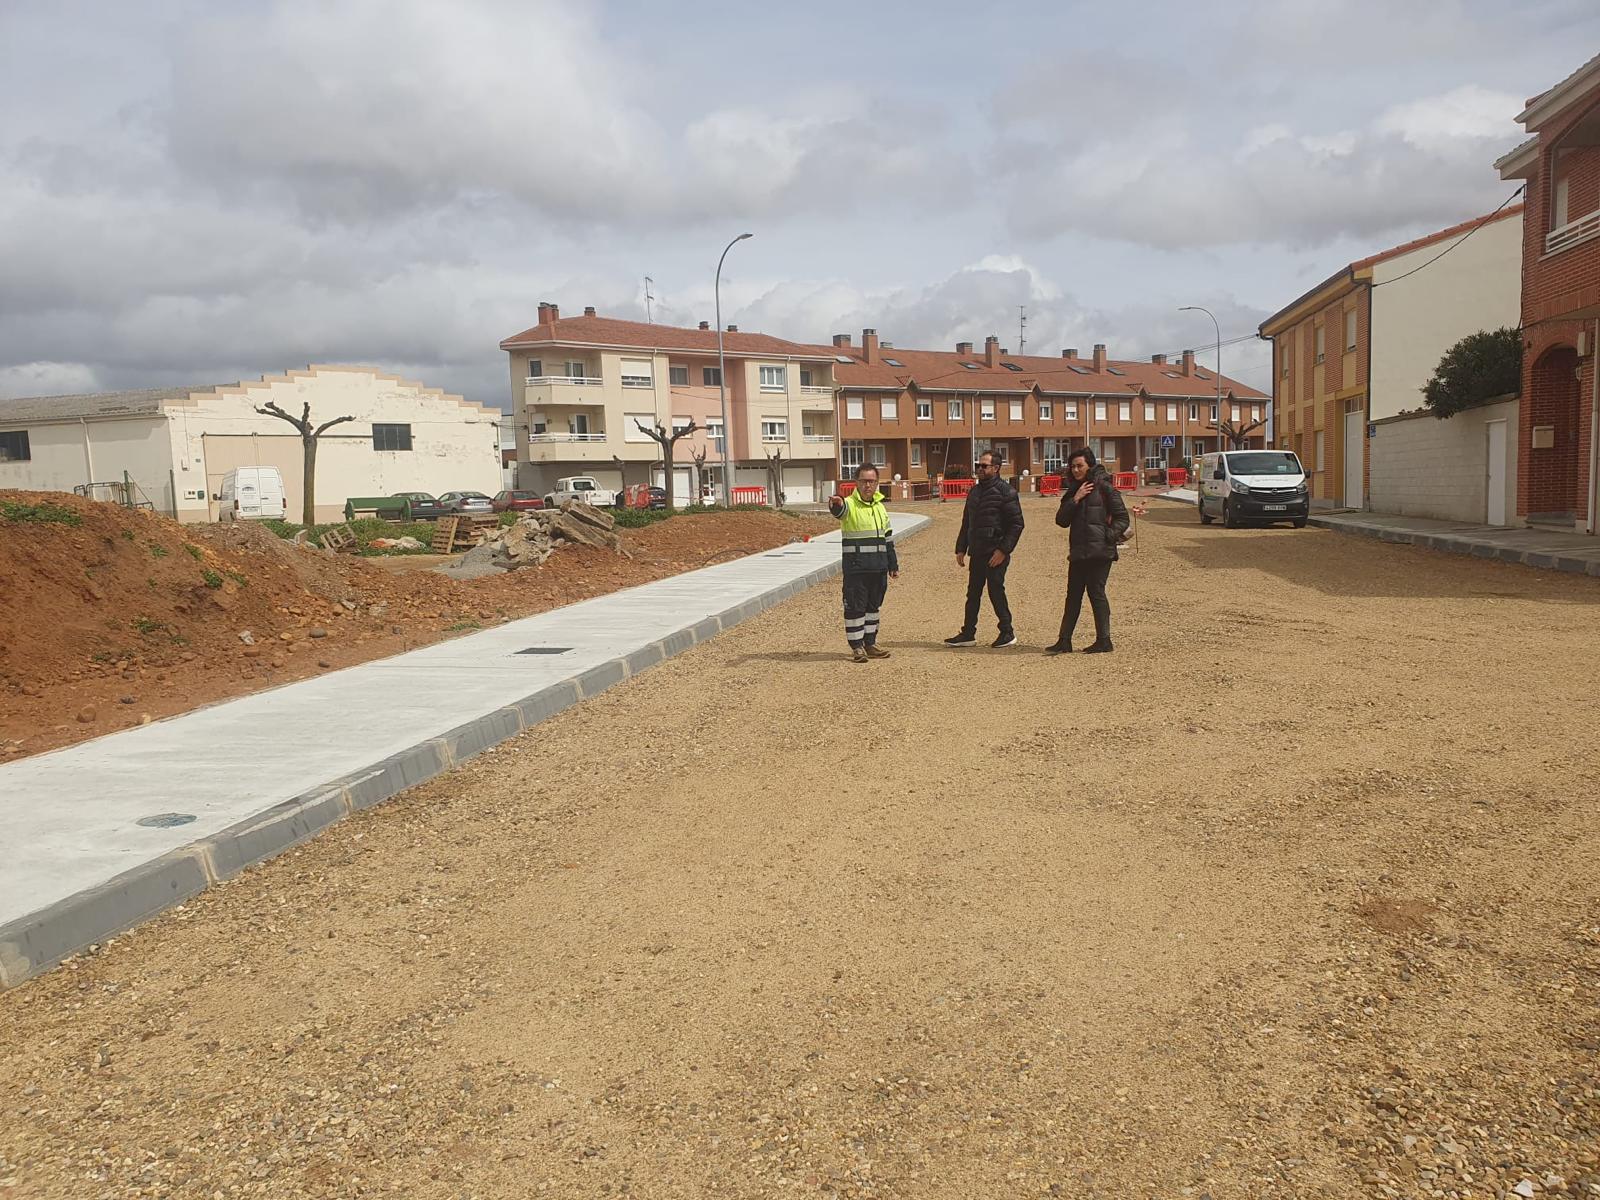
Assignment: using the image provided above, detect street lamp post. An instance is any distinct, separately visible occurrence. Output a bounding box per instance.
[1180,306,1222,455]
[715,233,753,507]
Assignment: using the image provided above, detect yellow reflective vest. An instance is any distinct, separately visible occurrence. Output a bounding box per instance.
[831,489,898,575]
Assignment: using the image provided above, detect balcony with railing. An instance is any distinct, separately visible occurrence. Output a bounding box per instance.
[1546,208,1600,255]
[523,373,606,405]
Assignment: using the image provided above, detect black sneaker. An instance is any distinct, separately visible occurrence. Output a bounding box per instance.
[1083,639,1114,654]
[943,633,977,647]
[1044,641,1072,655]
[991,633,1018,648]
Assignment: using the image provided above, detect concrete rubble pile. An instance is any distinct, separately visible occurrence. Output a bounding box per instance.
[454,501,627,574]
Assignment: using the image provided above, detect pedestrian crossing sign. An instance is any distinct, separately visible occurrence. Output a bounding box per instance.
[1159,435,1175,449]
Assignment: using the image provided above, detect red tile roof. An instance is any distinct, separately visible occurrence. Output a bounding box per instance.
[500,314,834,359]
[815,343,1267,401]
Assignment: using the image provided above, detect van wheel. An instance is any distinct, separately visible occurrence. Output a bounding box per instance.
[1223,499,1240,529]
[1199,497,1214,525]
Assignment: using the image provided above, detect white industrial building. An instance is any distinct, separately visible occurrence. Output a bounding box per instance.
[0,365,504,524]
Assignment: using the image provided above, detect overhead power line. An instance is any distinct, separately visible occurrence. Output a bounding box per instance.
[1370,185,1526,289]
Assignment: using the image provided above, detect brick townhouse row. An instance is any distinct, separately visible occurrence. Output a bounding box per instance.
[822,329,1267,486]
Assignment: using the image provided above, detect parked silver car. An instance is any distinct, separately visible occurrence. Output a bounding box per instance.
[437,490,495,515]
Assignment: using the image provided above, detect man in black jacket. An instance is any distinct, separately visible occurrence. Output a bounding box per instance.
[946,451,1025,648]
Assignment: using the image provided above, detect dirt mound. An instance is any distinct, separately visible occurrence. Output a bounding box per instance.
[0,492,829,758]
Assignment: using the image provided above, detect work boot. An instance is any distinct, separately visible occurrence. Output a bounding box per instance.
[864,644,891,659]
[851,646,870,663]
[1044,641,1072,655]
[1083,639,1115,654]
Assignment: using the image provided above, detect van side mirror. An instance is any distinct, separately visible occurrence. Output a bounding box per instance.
[211,492,220,501]
[1212,468,1225,480]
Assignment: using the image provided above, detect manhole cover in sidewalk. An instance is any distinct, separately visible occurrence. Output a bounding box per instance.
[136,813,196,828]
[516,647,573,655]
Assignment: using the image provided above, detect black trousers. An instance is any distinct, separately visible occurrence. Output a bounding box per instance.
[1058,557,1113,645]
[961,555,1013,637]
[842,571,889,647]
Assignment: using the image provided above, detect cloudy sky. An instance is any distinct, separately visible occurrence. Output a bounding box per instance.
[2,1,1595,407]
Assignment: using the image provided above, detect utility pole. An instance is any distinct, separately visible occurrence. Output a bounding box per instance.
[644,276,655,324]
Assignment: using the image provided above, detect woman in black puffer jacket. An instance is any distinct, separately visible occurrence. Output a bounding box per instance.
[1046,448,1130,654]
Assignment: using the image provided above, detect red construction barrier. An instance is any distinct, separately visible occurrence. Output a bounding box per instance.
[1113,471,1139,492]
[1165,467,1189,488]
[909,480,933,501]
[838,481,857,496]
[940,478,975,502]
[731,485,768,506]
[1038,474,1063,496]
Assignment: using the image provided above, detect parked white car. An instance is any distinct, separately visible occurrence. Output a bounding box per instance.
[544,476,617,508]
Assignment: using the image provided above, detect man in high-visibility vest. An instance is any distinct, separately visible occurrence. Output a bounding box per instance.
[828,463,900,663]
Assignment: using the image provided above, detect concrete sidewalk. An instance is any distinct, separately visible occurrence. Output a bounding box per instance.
[1308,511,1600,576]
[0,513,929,988]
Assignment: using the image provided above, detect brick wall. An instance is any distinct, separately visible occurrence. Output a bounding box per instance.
[1369,399,1518,524]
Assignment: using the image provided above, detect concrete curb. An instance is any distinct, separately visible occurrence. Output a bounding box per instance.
[0,519,927,989]
[1307,515,1600,577]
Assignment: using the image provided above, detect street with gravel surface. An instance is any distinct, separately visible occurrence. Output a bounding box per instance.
[3,498,1599,1200]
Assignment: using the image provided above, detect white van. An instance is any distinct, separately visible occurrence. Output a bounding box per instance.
[1197,450,1309,529]
[216,466,287,521]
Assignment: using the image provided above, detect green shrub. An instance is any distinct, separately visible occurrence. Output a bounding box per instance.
[149,543,168,558]
[1,501,82,526]
[183,543,203,561]
[201,568,223,589]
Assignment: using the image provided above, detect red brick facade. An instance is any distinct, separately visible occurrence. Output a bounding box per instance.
[1500,59,1600,525]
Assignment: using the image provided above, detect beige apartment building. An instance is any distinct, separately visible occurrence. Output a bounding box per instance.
[499,305,839,504]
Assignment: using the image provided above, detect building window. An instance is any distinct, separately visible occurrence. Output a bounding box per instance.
[980,399,996,422]
[1009,399,1023,420]
[1344,309,1357,352]
[1315,429,1325,470]
[868,443,887,467]
[882,396,899,420]
[949,398,963,420]
[1314,326,1325,364]
[800,369,815,388]
[1064,402,1077,421]
[910,443,923,467]
[672,416,693,434]
[1039,401,1052,421]
[761,419,787,442]
[566,360,587,379]
[1210,404,1219,422]
[372,423,412,452]
[916,398,932,420]
[1118,401,1131,422]
[0,429,30,462]
[1094,401,1107,422]
[1252,405,1263,422]
[1188,402,1199,421]
[706,418,725,446]
[759,365,786,391]
[1143,402,1156,422]
[841,440,864,470]
[623,414,654,443]
[702,366,722,387]
[620,358,653,388]
[1553,172,1570,229]
[846,396,864,420]
[1232,405,1243,422]
[989,442,1008,465]
[1166,403,1178,422]
[527,358,543,379]
[669,366,689,386]
[1144,452,1165,470]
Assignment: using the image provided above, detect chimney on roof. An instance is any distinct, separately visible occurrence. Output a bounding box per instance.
[1092,344,1107,371]
[1181,349,1195,376]
[537,301,560,326]
[583,305,597,317]
[956,341,973,356]
[861,328,880,364]
[1062,348,1077,359]
[984,335,1000,367]
[832,333,852,348]
[726,324,738,332]
[1151,353,1167,365]
[699,321,710,330]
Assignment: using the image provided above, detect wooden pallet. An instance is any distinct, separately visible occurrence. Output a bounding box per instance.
[319,524,358,554]
[430,516,462,554]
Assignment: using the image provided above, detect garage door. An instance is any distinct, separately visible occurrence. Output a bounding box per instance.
[781,466,814,505]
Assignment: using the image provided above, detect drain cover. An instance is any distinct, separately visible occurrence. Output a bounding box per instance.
[516,646,573,655]
[137,813,196,828]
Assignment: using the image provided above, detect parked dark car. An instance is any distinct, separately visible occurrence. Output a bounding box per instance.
[492,489,546,513]
[646,486,669,510]
[392,491,445,520]
[437,490,495,515]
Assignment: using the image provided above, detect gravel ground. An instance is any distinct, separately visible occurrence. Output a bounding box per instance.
[3,498,1599,1199]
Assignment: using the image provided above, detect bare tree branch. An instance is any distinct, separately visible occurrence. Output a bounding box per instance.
[255,401,307,432]
[313,414,358,437]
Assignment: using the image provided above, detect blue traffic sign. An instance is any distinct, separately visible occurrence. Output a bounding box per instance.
[1159,435,1176,449]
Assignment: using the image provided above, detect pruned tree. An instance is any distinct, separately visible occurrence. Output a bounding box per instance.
[689,445,709,506]
[255,400,355,525]
[632,417,699,508]
[763,446,788,509]
[1423,326,1522,419]
[1210,417,1267,449]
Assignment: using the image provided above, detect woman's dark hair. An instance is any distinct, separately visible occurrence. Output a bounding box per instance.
[1069,447,1098,470]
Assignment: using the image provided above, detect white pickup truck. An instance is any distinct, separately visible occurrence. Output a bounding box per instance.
[544,476,618,508]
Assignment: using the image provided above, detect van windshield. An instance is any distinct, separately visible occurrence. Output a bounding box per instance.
[1226,452,1301,475]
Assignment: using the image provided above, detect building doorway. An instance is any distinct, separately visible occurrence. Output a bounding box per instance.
[1343,402,1365,509]
[1486,419,1508,526]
